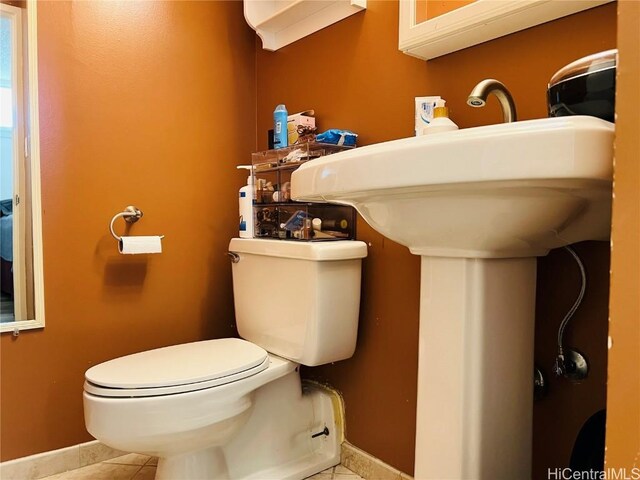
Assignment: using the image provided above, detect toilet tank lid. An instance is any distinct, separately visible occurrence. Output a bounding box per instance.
[229,239,368,261]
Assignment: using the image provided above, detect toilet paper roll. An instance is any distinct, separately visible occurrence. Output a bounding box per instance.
[118,236,163,255]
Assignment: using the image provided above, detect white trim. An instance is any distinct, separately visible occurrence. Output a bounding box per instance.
[0,0,45,333]
[245,0,366,51]
[26,0,45,331]
[341,442,413,479]
[398,0,614,61]
[0,440,385,480]
[0,441,126,480]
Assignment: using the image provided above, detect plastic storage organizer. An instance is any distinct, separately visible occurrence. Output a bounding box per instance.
[251,142,357,241]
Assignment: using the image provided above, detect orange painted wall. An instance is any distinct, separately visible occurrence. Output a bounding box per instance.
[416,0,474,23]
[257,1,616,474]
[0,0,629,473]
[606,0,640,468]
[0,1,256,461]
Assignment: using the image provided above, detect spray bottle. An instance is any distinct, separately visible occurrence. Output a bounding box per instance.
[237,165,255,238]
[273,104,288,149]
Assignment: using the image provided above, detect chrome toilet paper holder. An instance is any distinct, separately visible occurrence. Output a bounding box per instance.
[109,206,154,242]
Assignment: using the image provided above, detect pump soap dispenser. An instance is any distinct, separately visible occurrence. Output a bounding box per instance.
[237,165,255,238]
[425,99,459,134]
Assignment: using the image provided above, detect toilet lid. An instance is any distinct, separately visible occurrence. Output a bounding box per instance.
[84,338,269,398]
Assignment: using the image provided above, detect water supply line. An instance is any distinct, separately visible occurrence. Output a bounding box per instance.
[552,245,589,380]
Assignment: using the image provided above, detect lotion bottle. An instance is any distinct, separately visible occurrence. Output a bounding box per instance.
[424,99,459,134]
[273,104,288,149]
[237,165,255,238]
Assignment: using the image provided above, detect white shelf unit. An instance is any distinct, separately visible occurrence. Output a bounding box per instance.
[245,0,366,51]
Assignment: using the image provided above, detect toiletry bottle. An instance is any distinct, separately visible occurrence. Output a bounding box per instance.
[300,218,313,240]
[273,104,288,149]
[237,165,255,238]
[322,218,349,231]
[415,96,441,136]
[424,99,459,134]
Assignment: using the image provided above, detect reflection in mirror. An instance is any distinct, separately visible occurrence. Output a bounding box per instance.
[0,0,44,332]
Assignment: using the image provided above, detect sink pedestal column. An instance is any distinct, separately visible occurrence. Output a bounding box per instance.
[415,256,536,480]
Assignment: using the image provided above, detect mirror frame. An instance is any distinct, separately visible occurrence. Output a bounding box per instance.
[399,0,614,60]
[1,0,45,334]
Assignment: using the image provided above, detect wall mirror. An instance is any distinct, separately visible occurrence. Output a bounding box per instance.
[399,0,614,60]
[0,0,44,333]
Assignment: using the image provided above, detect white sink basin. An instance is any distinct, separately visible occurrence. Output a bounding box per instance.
[292,115,614,479]
[292,116,614,258]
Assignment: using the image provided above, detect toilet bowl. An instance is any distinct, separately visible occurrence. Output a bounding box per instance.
[84,239,367,480]
[84,340,306,479]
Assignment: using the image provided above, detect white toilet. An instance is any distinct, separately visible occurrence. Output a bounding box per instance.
[83,238,367,480]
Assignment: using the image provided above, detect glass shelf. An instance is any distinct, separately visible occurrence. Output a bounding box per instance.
[251,142,353,172]
[250,142,357,241]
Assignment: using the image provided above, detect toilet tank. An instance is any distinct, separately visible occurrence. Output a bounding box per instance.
[228,238,367,366]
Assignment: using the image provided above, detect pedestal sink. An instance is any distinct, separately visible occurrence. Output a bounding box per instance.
[291,116,613,479]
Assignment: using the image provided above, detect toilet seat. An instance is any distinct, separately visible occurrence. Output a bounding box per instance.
[84,338,269,398]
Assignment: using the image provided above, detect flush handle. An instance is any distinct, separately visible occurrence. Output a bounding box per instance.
[227,252,240,263]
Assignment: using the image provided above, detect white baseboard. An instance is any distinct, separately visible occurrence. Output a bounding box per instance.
[341,442,413,480]
[0,437,411,480]
[0,440,125,480]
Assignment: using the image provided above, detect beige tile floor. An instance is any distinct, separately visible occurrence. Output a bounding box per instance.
[40,453,364,480]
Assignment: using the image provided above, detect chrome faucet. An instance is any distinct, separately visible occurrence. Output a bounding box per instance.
[467,79,517,123]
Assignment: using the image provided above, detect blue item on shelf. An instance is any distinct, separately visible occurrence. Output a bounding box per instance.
[316,129,358,147]
[283,210,310,231]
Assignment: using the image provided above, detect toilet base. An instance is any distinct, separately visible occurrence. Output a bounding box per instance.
[154,371,342,480]
[156,447,230,480]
